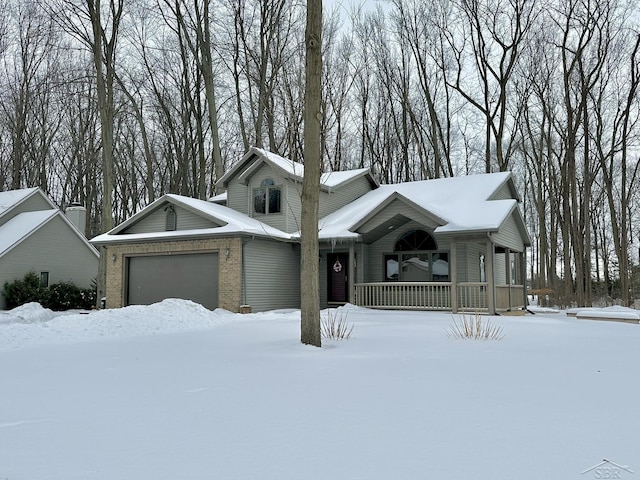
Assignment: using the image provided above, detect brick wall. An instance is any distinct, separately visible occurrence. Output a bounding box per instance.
[104,237,242,312]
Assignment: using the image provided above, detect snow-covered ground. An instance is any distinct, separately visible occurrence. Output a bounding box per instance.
[1,300,638,479]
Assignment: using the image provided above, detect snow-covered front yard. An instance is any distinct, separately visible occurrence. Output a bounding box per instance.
[0,300,638,479]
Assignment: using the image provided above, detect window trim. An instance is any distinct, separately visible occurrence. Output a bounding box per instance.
[253,179,282,215]
[165,205,177,231]
[383,250,450,282]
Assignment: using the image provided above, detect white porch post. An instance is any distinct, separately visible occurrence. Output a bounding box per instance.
[348,243,355,304]
[450,239,458,313]
[520,251,527,307]
[486,240,496,314]
[506,247,512,310]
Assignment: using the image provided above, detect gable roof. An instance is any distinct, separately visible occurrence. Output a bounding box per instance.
[316,171,530,244]
[0,187,56,219]
[0,209,99,259]
[91,193,294,245]
[216,147,378,192]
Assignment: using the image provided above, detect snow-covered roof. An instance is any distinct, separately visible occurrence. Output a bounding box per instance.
[0,187,43,218]
[91,193,294,245]
[0,210,58,256]
[216,147,377,191]
[0,209,98,258]
[317,171,525,240]
[207,192,227,204]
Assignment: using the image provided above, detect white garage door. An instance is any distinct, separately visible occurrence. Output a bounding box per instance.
[127,253,219,309]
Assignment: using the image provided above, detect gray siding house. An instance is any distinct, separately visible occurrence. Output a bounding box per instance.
[0,188,100,309]
[92,147,530,313]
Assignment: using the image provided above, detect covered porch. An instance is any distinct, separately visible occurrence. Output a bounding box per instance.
[321,231,527,314]
[317,177,530,315]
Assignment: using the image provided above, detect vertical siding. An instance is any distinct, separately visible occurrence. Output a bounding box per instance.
[491,212,525,251]
[0,215,99,309]
[123,204,218,234]
[243,238,300,312]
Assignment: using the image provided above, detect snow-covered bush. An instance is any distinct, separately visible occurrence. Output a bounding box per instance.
[3,272,96,311]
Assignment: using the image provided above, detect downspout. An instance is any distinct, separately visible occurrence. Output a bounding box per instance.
[241,237,251,306]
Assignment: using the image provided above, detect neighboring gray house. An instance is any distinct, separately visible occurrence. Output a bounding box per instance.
[0,188,100,309]
[92,147,530,313]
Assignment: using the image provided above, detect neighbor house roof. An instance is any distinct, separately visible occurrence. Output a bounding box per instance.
[316,171,530,244]
[91,193,295,245]
[0,187,56,219]
[216,146,378,192]
[0,209,99,259]
[0,210,58,256]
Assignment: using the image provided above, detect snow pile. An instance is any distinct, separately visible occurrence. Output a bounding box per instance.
[0,302,58,324]
[567,305,640,323]
[0,298,234,351]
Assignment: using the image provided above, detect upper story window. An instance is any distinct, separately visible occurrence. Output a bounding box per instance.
[254,178,281,215]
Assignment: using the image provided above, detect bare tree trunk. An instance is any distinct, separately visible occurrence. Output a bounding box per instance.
[300,0,322,347]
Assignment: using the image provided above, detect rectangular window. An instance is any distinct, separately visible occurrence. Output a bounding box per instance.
[385,254,399,281]
[254,186,281,214]
[254,188,266,214]
[269,187,281,213]
[40,272,49,288]
[432,252,449,281]
[385,252,450,281]
[401,253,430,281]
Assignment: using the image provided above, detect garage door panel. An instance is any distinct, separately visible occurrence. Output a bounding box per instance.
[127,253,219,309]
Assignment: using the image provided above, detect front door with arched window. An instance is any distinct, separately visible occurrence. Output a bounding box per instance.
[384,230,449,282]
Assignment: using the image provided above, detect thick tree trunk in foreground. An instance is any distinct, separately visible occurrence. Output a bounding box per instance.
[300,0,322,347]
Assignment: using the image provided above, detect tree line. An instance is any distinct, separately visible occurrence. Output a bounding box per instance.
[0,0,638,307]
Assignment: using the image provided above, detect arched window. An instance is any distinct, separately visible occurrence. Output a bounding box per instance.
[165,205,177,231]
[254,178,281,214]
[384,229,449,282]
[394,230,437,251]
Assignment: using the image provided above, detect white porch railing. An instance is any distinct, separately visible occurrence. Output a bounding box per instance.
[354,282,525,312]
[354,282,452,310]
[456,282,489,311]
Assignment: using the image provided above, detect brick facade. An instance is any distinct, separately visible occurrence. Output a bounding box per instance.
[104,237,242,312]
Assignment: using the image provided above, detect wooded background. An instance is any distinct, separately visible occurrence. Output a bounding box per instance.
[1,0,639,307]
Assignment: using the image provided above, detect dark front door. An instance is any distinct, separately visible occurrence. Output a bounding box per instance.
[327,253,348,303]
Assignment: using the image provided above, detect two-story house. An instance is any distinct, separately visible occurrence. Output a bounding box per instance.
[91,147,530,313]
[0,187,99,309]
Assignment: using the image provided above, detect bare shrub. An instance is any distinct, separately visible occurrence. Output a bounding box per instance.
[446,311,504,340]
[321,309,354,340]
